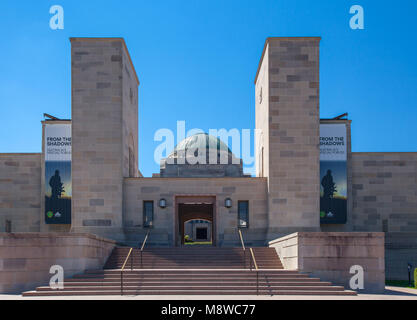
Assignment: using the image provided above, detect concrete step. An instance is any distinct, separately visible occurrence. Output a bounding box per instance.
[23,289,357,296]
[21,247,357,297]
[83,269,296,274]
[61,280,334,286]
[35,285,346,292]
[73,273,308,281]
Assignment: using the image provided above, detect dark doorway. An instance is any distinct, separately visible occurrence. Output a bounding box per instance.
[176,199,215,246]
[196,227,208,240]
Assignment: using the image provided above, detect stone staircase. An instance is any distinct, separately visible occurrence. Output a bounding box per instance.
[22,247,357,296]
[104,247,283,269]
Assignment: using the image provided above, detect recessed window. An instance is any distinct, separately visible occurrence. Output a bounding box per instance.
[382,219,388,233]
[143,201,154,228]
[238,201,249,228]
[5,220,11,233]
[129,147,135,177]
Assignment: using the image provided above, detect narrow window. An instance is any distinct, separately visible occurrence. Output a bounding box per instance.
[261,147,264,177]
[143,201,154,228]
[5,220,11,233]
[382,219,388,233]
[129,147,135,177]
[238,201,249,228]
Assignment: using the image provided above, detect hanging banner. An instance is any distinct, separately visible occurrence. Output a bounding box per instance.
[320,123,347,224]
[44,123,71,224]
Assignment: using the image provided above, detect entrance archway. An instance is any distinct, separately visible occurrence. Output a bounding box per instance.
[174,196,216,246]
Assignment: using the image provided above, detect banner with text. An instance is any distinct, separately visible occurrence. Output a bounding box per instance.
[44,123,71,224]
[319,123,347,224]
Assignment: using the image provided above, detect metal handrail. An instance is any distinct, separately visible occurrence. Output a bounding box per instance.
[249,248,259,295]
[140,229,151,268]
[120,247,133,295]
[238,229,246,268]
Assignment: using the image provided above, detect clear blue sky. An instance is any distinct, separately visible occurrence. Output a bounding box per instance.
[1,0,416,177]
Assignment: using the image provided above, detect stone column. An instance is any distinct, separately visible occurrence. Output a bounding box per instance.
[70,38,139,241]
[255,37,321,240]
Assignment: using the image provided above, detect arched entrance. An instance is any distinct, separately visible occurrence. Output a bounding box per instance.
[175,196,216,246]
[184,218,212,243]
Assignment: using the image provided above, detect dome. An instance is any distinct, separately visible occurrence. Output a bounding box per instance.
[159,133,244,178]
[167,133,233,160]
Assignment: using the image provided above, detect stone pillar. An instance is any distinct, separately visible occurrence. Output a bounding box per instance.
[70,38,139,241]
[255,37,321,240]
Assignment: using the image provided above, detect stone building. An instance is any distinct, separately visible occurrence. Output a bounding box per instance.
[0,37,416,283]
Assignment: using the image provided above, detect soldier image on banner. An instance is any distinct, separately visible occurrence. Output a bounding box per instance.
[44,124,71,224]
[319,124,347,224]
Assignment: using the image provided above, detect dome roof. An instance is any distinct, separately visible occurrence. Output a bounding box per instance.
[167,133,234,160]
[160,133,244,177]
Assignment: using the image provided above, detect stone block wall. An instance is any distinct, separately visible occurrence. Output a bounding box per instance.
[385,233,417,281]
[255,37,321,239]
[269,232,385,293]
[70,38,139,241]
[123,177,268,247]
[351,152,417,232]
[0,233,115,293]
[121,45,139,178]
[254,40,269,180]
[349,152,417,280]
[0,154,41,233]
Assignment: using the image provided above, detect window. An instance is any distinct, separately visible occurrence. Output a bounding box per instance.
[5,220,11,233]
[129,147,135,177]
[143,201,154,228]
[238,201,249,228]
[382,219,388,233]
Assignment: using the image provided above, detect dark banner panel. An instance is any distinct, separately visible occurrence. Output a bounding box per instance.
[44,124,71,224]
[320,124,347,224]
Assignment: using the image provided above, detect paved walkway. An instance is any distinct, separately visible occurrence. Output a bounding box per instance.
[1,286,416,300]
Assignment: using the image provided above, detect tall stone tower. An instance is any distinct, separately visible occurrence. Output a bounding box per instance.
[70,38,139,241]
[255,37,321,240]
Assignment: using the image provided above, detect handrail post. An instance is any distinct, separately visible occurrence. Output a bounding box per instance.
[120,271,122,295]
[249,248,259,295]
[238,229,246,269]
[140,229,151,269]
[120,247,133,296]
[256,271,259,296]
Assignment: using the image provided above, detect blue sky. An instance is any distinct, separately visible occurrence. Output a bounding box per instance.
[0,0,416,177]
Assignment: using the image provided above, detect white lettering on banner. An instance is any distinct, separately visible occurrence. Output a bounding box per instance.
[320,124,347,161]
[45,124,72,161]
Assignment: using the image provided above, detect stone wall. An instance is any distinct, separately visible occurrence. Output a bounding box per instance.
[123,177,268,246]
[70,38,139,241]
[0,233,115,293]
[350,152,417,281]
[269,232,385,293]
[255,37,321,240]
[254,41,269,180]
[385,233,417,281]
[121,45,139,178]
[351,152,417,232]
[0,154,41,233]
